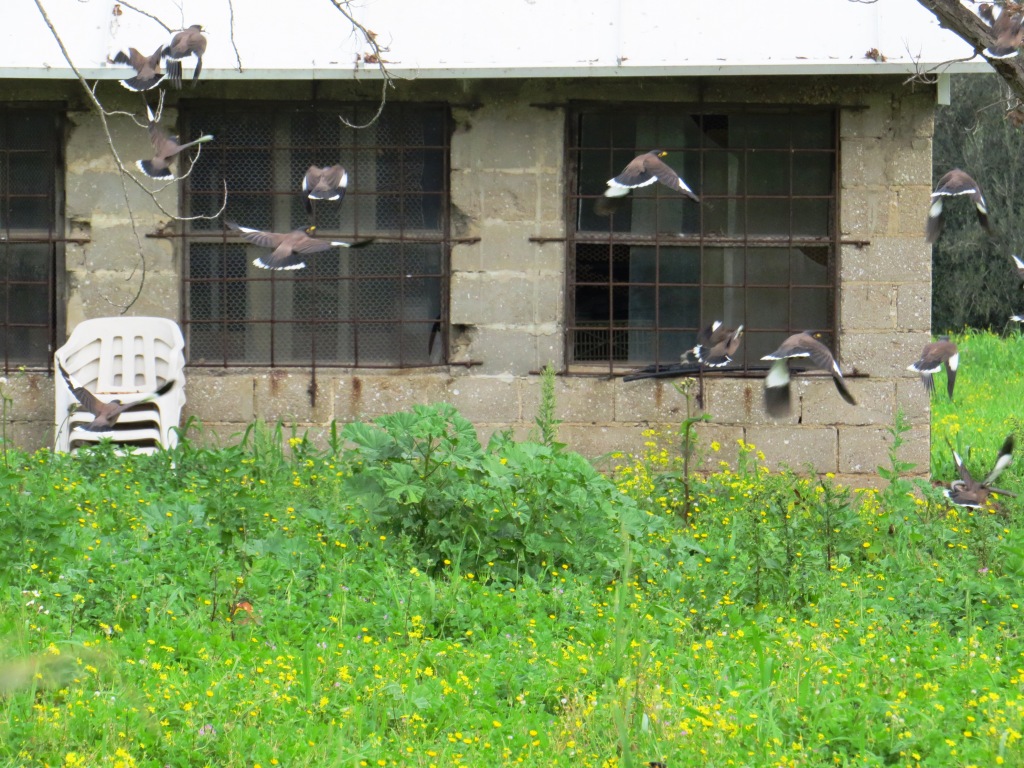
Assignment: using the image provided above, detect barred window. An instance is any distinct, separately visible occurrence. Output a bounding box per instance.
[569,106,837,370]
[182,103,449,368]
[0,108,60,371]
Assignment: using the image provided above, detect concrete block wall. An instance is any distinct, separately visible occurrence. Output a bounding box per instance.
[6,75,935,486]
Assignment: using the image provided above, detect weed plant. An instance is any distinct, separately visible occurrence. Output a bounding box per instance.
[0,341,1023,766]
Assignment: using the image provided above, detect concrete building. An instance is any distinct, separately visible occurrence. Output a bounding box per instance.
[0,0,987,483]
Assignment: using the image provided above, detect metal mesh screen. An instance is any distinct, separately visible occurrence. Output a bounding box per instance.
[182,103,448,367]
[569,107,838,370]
[0,109,59,371]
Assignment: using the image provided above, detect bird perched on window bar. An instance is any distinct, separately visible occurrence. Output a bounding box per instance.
[945,434,1015,508]
[926,169,990,244]
[226,222,374,271]
[684,320,743,409]
[59,362,176,433]
[163,24,207,88]
[302,165,348,214]
[604,150,699,202]
[979,3,1024,58]
[907,337,958,400]
[688,321,744,368]
[110,46,165,91]
[136,103,214,179]
[762,332,856,417]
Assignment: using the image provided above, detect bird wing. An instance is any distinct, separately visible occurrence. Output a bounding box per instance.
[59,363,103,416]
[228,223,285,249]
[982,435,1014,486]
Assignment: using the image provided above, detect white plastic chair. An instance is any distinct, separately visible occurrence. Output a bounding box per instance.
[54,317,186,454]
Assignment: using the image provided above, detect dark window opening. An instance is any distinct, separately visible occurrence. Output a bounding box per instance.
[0,108,60,371]
[569,107,838,370]
[182,103,449,368]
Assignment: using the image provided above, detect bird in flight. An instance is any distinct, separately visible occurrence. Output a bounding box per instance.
[907,337,958,400]
[226,222,374,270]
[926,169,990,244]
[137,103,214,179]
[762,332,856,417]
[945,434,1015,508]
[163,24,207,88]
[604,150,699,201]
[111,46,165,91]
[302,165,349,214]
[59,362,176,432]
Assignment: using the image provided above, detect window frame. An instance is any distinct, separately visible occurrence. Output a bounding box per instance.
[565,103,841,375]
[178,100,452,370]
[0,103,64,374]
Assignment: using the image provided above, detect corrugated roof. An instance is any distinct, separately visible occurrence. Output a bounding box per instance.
[5,0,993,80]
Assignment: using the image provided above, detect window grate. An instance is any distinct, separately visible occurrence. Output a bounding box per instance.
[0,107,61,372]
[567,106,838,372]
[182,103,449,368]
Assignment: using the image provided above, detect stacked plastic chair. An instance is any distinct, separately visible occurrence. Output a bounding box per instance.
[54,317,186,454]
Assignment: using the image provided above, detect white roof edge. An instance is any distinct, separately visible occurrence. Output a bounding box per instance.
[1,62,997,82]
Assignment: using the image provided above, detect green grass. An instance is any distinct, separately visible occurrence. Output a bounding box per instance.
[0,345,1023,768]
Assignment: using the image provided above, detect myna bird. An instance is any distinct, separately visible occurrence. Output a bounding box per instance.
[945,434,1016,508]
[689,321,744,368]
[907,337,958,400]
[110,46,165,91]
[604,150,699,201]
[137,103,214,179]
[686,321,743,409]
[1012,253,1024,285]
[926,169,990,244]
[163,24,207,88]
[226,222,374,271]
[979,3,1024,58]
[59,362,176,433]
[302,165,348,214]
[762,332,856,417]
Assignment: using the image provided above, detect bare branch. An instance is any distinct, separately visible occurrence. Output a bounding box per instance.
[116,1,174,33]
[325,0,395,129]
[32,0,228,312]
[227,0,244,72]
[916,0,1024,107]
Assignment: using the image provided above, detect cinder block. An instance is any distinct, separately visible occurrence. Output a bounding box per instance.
[481,172,542,223]
[842,331,930,378]
[841,282,898,331]
[896,377,933,426]
[254,370,334,425]
[840,186,891,237]
[702,377,780,426]
[896,283,932,332]
[886,144,931,186]
[466,327,546,375]
[451,271,559,326]
[445,375,521,422]
[801,378,894,427]
[334,373,451,421]
[520,375,616,425]
[450,102,563,171]
[839,93,892,139]
[744,425,839,474]
[838,424,930,475]
[10,420,54,453]
[3,372,56,422]
[613,377,690,423]
[558,422,658,460]
[183,372,255,424]
[840,138,887,188]
[894,185,932,237]
[841,237,931,282]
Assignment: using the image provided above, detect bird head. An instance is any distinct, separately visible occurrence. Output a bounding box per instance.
[305,225,317,236]
[656,150,668,158]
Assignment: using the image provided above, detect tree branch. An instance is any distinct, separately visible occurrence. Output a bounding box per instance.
[325,0,395,129]
[917,0,1024,106]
